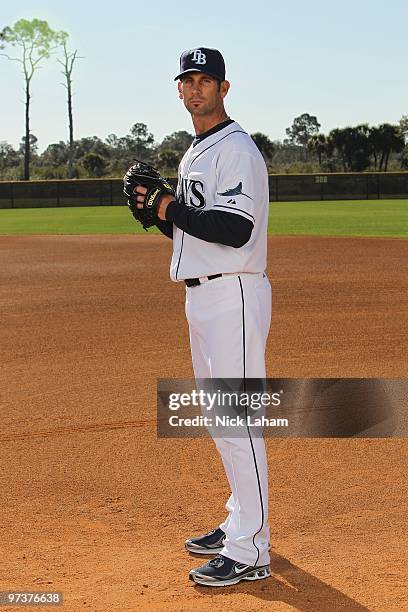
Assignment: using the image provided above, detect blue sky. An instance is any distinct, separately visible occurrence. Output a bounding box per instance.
[1,0,407,152]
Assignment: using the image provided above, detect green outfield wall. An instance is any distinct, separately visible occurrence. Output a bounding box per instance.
[0,172,407,209]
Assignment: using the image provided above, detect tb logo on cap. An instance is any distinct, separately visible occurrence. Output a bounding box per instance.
[191,49,206,65]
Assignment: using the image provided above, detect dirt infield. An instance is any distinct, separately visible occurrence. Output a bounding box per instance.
[1,235,407,612]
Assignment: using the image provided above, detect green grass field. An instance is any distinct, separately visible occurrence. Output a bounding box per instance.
[0,200,407,237]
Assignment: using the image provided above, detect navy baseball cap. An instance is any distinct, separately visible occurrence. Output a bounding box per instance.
[174,47,226,81]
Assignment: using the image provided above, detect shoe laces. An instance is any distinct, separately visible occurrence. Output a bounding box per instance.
[205,528,217,536]
[209,555,225,568]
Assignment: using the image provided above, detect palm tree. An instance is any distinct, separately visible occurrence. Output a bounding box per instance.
[327,128,348,171]
[328,125,371,171]
[376,124,405,171]
[368,127,383,170]
[251,133,275,164]
[307,134,327,167]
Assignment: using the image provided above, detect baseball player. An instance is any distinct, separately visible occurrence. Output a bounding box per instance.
[128,47,272,587]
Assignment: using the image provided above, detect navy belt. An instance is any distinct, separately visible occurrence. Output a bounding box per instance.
[184,274,223,287]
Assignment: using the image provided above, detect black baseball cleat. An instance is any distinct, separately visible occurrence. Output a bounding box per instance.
[189,554,271,587]
[185,527,226,554]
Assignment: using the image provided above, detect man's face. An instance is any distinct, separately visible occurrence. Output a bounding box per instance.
[178,72,229,117]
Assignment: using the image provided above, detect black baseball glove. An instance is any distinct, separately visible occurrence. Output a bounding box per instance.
[123,160,175,231]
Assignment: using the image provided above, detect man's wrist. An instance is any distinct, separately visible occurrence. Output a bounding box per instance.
[164,198,179,222]
[157,195,176,221]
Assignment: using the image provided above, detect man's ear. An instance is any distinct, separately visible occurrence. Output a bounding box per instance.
[177,81,183,99]
[220,80,230,99]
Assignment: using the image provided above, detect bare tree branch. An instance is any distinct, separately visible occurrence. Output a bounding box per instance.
[57,34,83,178]
[0,52,23,63]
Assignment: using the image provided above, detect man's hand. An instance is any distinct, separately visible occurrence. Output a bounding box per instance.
[134,185,175,221]
[123,161,175,230]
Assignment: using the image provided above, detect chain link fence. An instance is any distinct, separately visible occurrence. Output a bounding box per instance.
[0,173,407,209]
[268,172,408,201]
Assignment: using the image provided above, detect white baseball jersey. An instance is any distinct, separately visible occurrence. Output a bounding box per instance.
[169,121,269,281]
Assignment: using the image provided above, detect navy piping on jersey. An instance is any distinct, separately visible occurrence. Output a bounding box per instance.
[155,124,237,240]
[188,130,247,171]
[238,275,265,567]
[175,230,185,280]
[173,127,248,278]
[212,204,255,223]
[192,118,235,147]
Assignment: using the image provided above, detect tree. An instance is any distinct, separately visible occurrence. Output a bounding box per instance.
[346,125,371,172]
[398,115,408,142]
[81,152,107,177]
[159,130,194,155]
[0,141,21,176]
[74,136,110,159]
[307,134,327,166]
[400,144,408,170]
[106,133,120,149]
[154,130,194,171]
[369,124,405,171]
[327,125,371,172]
[127,122,155,161]
[251,133,275,164]
[368,126,383,171]
[57,31,82,178]
[0,19,61,179]
[40,141,69,167]
[377,124,405,171]
[286,113,321,147]
[156,149,179,172]
[105,123,155,169]
[19,133,38,156]
[327,128,348,171]
[271,140,312,169]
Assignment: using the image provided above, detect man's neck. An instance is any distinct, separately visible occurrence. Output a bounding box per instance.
[192,109,229,135]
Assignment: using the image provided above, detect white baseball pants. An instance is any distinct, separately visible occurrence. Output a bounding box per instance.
[185,271,272,567]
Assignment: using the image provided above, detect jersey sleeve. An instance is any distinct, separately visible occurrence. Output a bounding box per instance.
[155,219,173,239]
[165,201,253,248]
[212,150,259,224]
